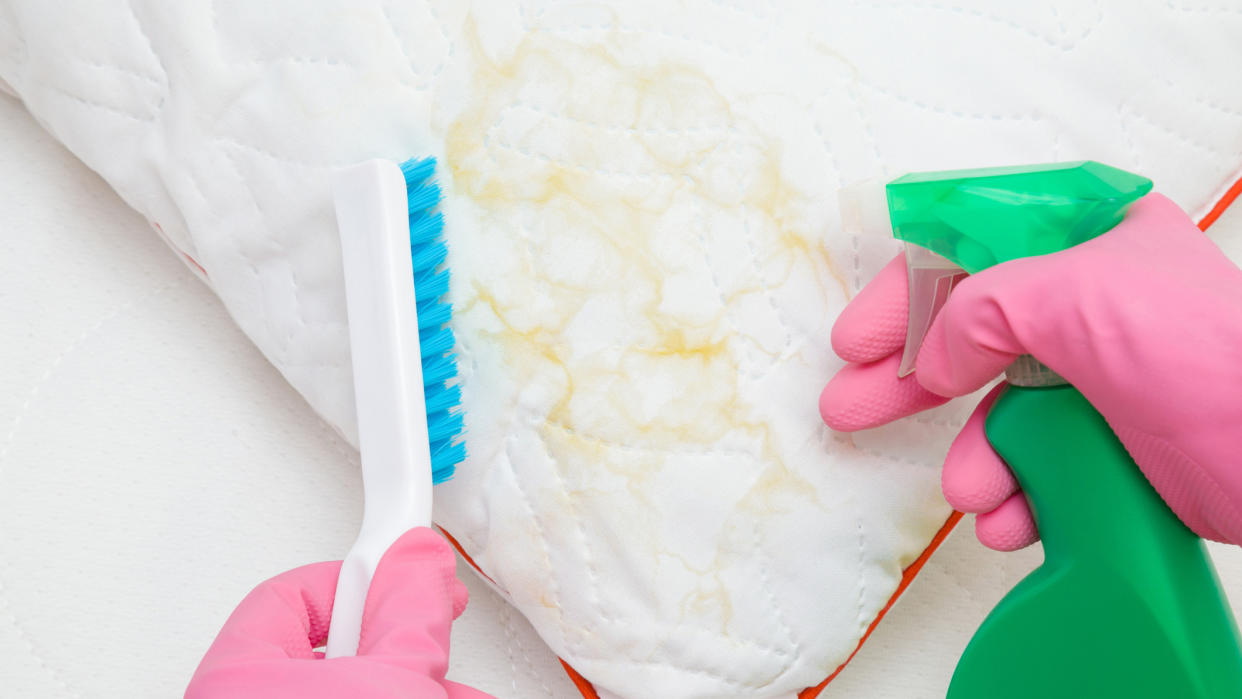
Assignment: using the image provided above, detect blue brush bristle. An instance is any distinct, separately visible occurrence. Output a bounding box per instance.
[414,268,450,305]
[407,182,441,216]
[409,212,443,247]
[424,384,461,415]
[419,327,455,360]
[415,301,451,330]
[420,354,457,387]
[400,158,437,182]
[401,156,465,484]
[410,240,447,271]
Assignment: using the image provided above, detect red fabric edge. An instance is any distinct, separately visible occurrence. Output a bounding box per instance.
[797,511,964,699]
[440,511,963,699]
[1198,174,1242,231]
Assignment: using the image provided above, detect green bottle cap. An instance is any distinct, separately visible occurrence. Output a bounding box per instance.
[886,161,1152,274]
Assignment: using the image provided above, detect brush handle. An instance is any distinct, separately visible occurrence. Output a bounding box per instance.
[326,160,433,658]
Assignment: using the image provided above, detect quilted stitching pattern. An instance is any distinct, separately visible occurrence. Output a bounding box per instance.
[3,1,1242,696]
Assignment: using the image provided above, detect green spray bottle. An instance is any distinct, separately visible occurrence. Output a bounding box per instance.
[882,162,1242,698]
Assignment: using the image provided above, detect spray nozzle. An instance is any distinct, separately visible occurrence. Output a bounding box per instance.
[841,161,1151,381]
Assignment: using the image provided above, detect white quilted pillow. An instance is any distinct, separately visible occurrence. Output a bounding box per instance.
[3,2,1241,697]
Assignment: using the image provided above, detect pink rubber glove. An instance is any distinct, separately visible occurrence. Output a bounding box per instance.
[820,193,1242,551]
[186,528,494,699]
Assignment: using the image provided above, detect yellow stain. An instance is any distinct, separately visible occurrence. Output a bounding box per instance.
[444,14,833,586]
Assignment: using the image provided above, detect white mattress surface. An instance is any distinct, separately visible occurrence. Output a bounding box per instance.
[5,3,1242,695]
[6,83,1242,699]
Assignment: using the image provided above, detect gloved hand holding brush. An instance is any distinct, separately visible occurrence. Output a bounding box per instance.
[186,528,495,699]
[186,158,481,697]
[820,193,1242,551]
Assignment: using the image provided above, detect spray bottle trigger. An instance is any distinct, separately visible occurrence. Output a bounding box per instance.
[899,244,967,378]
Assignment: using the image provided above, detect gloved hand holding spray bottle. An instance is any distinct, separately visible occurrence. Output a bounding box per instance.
[823,162,1242,698]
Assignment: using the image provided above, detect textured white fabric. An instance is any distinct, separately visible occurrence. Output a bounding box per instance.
[0,95,580,698]
[6,94,1242,699]
[2,2,1242,696]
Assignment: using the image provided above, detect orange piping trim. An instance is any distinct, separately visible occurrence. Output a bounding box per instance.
[437,526,499,588]
[439,526,605,696]
[797,511,964,698]
[559,660,601,699]
[1198,174,1242,231]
